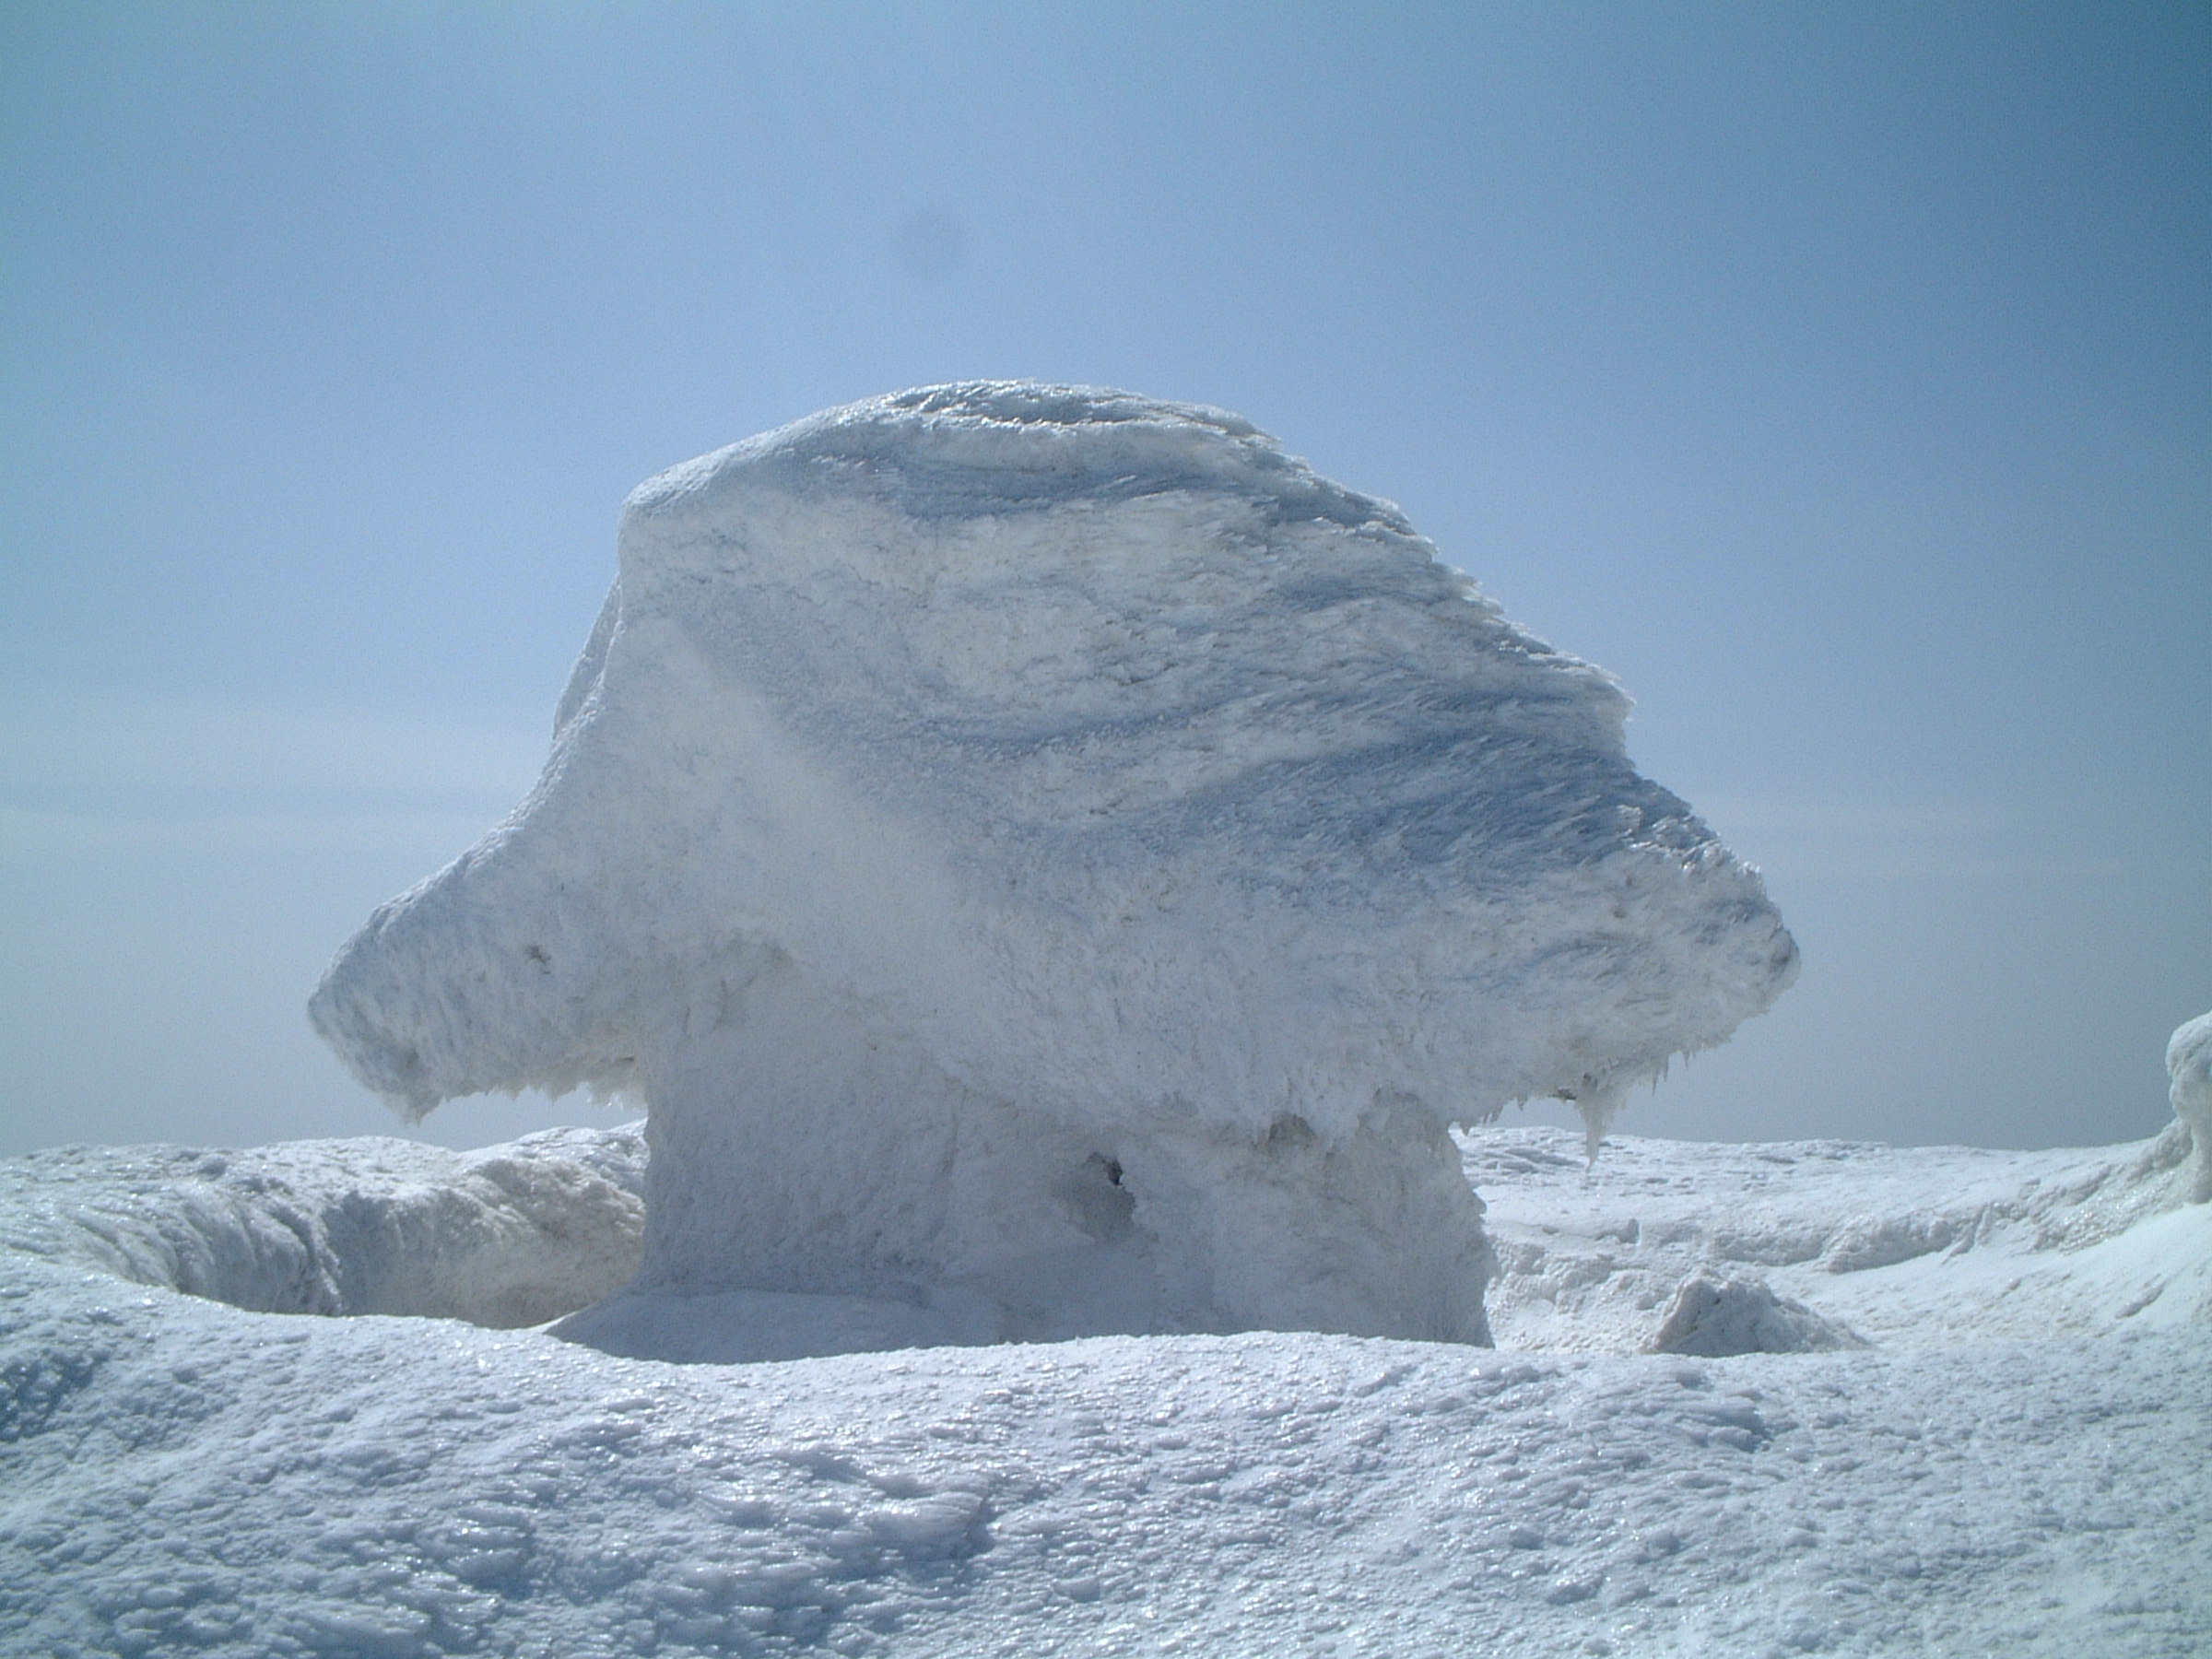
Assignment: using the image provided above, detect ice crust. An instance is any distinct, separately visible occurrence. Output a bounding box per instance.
[311,382,1796,1342]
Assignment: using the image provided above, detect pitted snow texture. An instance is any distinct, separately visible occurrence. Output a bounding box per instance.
[2,1272,2206,1657]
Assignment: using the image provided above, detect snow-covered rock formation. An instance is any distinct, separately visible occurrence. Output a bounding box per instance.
[311,382,1797,1345]
[2171,1009,2212,1202]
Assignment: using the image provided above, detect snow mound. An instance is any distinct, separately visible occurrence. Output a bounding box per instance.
[2170,1007,2212,1201]
[311,382,1794,1343]
[0,1127,645,1328]
[1644,1271,1866,1356]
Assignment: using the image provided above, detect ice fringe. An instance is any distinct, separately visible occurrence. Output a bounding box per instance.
[311,382,1796,1346]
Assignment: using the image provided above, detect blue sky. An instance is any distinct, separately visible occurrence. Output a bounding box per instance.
[2,1,2206,1153]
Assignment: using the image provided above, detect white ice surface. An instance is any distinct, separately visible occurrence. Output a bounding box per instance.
[4,1122,2206,1657]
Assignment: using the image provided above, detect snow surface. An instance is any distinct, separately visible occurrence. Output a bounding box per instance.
[3,1121,2206,1657]
[309,383,1794,1342]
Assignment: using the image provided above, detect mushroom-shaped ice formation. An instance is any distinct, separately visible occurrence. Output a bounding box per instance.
[2171,1009,2212,1204]
[312,383,1797,1346]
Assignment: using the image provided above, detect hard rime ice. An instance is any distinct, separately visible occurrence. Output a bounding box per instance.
[312,383,1797,1344]
[2171,1008,2212,1203]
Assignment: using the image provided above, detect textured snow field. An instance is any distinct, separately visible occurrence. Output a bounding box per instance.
[4,1124,2208,1657]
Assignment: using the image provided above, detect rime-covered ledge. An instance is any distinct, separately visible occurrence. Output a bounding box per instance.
[310,382,1797,1347]
[2171,1008,2212,1203]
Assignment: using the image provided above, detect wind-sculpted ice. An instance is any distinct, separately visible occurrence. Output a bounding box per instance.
[2171,1009,2212,1203]
[312,383,1797,1346]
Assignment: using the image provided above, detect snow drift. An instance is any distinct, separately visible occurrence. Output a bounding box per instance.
[311,382,1796,1344]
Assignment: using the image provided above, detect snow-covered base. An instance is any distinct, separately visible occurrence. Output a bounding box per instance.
[4,1126,2207,1658]
[622,966,1492,1345]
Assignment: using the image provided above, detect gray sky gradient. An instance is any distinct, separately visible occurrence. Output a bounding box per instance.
[3,1,2206,1154]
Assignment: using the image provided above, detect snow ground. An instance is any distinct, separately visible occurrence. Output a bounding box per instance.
[3,1124,2206,1657]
